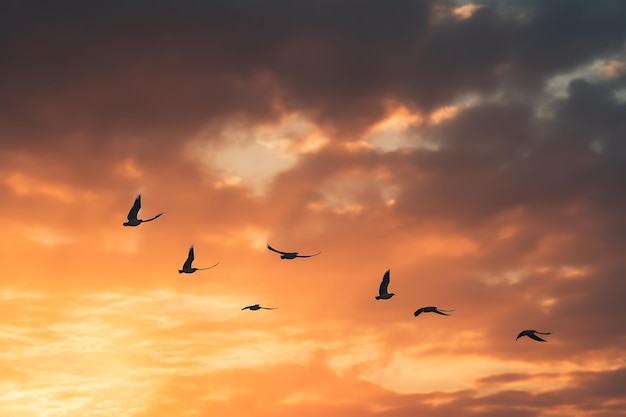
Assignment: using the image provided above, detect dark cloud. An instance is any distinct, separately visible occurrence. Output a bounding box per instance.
[3,0,626,148]
[0,0,431,144]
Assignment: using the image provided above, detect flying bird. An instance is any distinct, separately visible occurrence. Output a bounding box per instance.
[266,243,320,259]
[375,269,395,300]
[178,245,219,274]
[241,304,278,311]
[123,194,163,227]
[516,329,551,342]
[413,306,455,317]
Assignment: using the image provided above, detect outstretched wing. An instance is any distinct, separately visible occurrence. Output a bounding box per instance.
[142,212,163,222]
[127,194,141,221]
[378,269,390,296]
[241,305,253,310]
[197,261,220,270]
[432,309,450,316]
[516,330,528,340]
[528,332,548,342]
[296,252,321,258]
[182,245,194,269]
[414,307,426,317]
[261,307,278,310]
[266,243,287,255]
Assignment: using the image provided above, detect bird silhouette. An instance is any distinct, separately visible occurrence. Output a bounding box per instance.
[241,304,278,311]
[266,243,320,259]
[414,306,455,317]
[178,245,219,274]
[123,194,163,227]
[375,269,395,300]
[516,329,551,342]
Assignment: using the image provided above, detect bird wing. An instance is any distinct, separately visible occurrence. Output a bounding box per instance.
[516,331,528,340]
[142,212,163,222]
[182,245,194,269]
[197,262,219,270]
[266,243,287,255]
[378,269,390,295]
[127,194,141,221]
[296,252,321,258]
[261,307,278,310]
[414,307,425,316]
[432,309,450,316]
[528,332,548,342]
[241,305,252,310]
[535,331,551,335]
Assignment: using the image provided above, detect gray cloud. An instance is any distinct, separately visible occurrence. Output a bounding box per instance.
[3,0,626,147]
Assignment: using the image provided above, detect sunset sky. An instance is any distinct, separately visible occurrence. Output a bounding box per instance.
[1,1,626,416]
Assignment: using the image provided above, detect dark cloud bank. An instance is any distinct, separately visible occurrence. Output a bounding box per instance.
[2,0,625,140]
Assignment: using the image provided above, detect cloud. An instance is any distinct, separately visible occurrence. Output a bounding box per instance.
[2,1,626,416]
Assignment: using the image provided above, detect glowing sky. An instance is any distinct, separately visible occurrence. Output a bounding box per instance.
[1,1,626,416]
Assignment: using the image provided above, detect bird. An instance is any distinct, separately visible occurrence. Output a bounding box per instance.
[375,269,395,300]
[241,304,278,311]
[516,329,551,342]
[123,194,163,227]
[266,243,320,259]
[413,306,455,317]
[178,245,219,274]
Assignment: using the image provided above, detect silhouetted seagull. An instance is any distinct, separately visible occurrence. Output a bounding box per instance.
[123,194,163,227]
[375,269,395,300]
[414,306,455,317]
[178,245,219,274]
[516,329,551,342]
[241,304,278,311]
[266,243,320,259]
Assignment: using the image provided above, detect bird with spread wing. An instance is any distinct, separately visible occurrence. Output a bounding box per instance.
[123,194,163,227]
[414,306,455,317]
[266,243,320,259]
[178,245,219,274]
[241,304,278,311]
[375,269,395,300]
[516,329,551,342]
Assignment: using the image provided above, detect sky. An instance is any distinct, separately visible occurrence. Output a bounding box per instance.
[1,0,626,416]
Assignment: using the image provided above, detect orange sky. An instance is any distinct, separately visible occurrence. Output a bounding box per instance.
[1,1,626,416]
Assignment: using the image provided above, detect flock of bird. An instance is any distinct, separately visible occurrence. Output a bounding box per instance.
[123,193,552,342]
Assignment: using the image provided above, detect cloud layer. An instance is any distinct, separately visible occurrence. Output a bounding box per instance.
[1,1,626,416]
